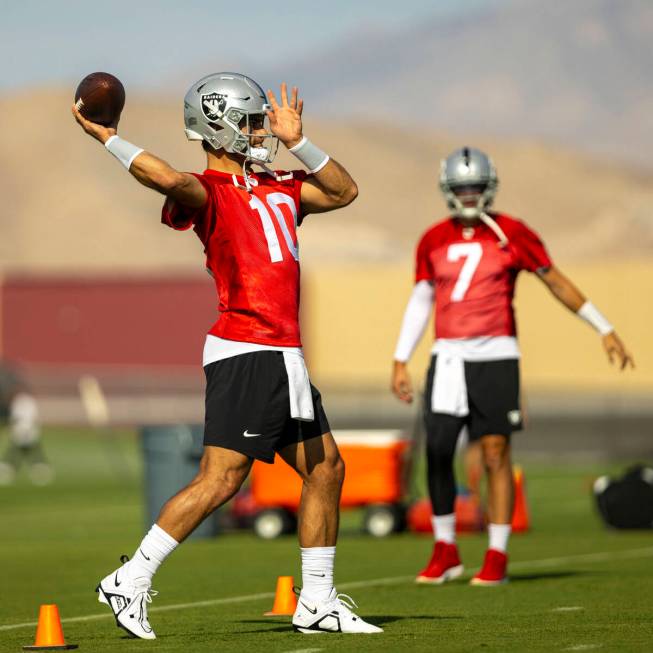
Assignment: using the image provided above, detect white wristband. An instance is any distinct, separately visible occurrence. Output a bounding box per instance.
[288,136,330,173]
[577,301,614,336]
[105,135,144,170]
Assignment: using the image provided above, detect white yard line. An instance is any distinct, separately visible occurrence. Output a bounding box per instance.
[510,547,653,569]
[2,545,652,633]
[552,606,584,612]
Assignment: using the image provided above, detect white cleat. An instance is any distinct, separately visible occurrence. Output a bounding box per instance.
[292,589,383,634]
[96,555,158,640]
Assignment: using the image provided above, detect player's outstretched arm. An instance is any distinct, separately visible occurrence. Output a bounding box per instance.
[71,105,206,208]
[538,266,635,370]
[267,83,358,214]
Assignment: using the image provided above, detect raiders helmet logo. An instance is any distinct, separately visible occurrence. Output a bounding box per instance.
[201,93,227,121]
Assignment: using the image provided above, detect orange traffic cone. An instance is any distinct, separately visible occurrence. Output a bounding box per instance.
[511,465,530,533]
[23,604,78,650]
[264,575,298,616]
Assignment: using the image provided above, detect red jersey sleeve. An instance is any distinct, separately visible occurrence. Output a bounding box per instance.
[512,221,552,273]
[161,173,215,243]
[415,231,434,283]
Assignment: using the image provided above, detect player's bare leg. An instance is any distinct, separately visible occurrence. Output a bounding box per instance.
[471,434,512,585]
[279,432,344,548]
[96,446,252,638]
[279,433,381,633]
[482,435,513,524]
[464,439,483,501]
[157,446,253,541]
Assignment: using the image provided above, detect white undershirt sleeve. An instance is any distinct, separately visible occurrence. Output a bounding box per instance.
[393,280,435,363]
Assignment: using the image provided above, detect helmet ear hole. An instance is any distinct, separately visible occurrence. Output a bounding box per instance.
[201,140,219,153]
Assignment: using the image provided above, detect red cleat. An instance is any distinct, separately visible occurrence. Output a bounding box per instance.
[470,549,508,586]
[416,541,464,584]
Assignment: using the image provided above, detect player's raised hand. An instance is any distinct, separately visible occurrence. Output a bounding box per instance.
[392,361,414,404]
[267,83,304,149]
[602,332,635,371]
[71,104,118,144]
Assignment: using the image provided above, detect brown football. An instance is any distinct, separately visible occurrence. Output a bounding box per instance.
[74,72,125,126]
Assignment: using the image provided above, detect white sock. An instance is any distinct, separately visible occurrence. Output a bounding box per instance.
[301,546,335,602]
[432,513,456,544]
[488,523,511,553]
[125,524,179,583]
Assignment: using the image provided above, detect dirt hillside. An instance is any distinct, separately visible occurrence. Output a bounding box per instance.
[1,89,651,273]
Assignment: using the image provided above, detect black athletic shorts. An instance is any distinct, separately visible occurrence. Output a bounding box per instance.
[204,351,330,463]
[424,355,522,441]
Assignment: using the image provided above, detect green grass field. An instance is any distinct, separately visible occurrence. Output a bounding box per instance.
[1,428,652,652]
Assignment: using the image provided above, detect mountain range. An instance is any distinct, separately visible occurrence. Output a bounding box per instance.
[260,0,653,167]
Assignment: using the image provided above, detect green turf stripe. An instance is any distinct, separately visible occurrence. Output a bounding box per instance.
[2,545,652,633]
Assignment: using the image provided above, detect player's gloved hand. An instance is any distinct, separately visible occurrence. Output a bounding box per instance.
[602,332,635,371]
[71,104,118,145]
[392,361,414,404]
[266,82,303,149]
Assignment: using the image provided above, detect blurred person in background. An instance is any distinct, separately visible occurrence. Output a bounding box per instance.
[72,73,381,638]
[391,147,634,586]
[0,360,53,486]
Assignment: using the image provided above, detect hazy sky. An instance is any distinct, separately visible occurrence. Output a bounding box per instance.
[1,0,495,91]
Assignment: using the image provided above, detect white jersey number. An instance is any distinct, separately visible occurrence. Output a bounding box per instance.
[447,242,483,302]
[249,193,299,263]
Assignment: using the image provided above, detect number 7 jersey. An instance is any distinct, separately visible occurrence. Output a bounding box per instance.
[415,214,553,339]
[162,168,307,347]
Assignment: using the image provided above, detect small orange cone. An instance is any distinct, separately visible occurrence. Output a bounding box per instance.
[511,465,530,533]
[23,604,78,650]
[264,575,298,616]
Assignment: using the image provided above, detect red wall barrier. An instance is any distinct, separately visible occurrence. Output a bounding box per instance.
[1,275,216,369]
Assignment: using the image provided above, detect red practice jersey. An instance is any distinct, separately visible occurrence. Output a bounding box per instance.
[415,213,552,339]
[162,168,307,347]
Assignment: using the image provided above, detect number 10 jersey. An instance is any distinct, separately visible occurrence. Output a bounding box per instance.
[162,168,307,347]
[415,214,553,340]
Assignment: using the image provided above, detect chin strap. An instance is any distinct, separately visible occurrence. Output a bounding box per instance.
[241,158,254,192]
[479,212,509,248]
[231,158,257,192]
[233,158,295,193]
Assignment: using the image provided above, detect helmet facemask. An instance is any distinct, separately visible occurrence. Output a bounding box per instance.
[443,181,498,220]
[222,111,279,165]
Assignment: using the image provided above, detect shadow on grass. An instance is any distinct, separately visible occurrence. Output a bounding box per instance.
[236,614,463,634]
[509,570,594,582]
[371,615,464,624]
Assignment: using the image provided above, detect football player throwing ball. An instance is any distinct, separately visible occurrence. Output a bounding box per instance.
[73,74,381,637]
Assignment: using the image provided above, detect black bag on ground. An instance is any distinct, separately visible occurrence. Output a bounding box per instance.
[594,465,653,529]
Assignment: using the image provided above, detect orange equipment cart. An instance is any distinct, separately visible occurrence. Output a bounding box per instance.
[250,430,411,538]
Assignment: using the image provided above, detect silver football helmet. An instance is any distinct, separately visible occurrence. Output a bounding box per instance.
[184,72,278,165]
[440,147,507,246]
[440,147,498,219]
